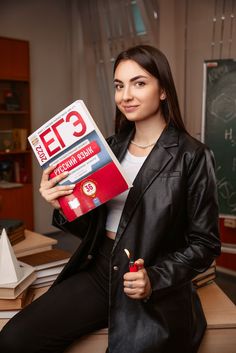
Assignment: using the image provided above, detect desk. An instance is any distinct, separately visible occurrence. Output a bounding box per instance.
[65,282,236,353]
[198,282,236,353]
[1,282,236,352]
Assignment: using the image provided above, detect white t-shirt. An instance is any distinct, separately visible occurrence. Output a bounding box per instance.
[105,150,147,233]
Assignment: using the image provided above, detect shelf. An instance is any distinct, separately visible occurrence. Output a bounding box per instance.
[0,149,31,155]
[0,110,29,115]
[0,78,29,83]
[0,181,32,189]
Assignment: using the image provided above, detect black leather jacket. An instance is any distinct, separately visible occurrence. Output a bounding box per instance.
[52,123,221,353]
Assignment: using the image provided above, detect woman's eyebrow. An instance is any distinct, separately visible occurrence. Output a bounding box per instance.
[113,75,148,83]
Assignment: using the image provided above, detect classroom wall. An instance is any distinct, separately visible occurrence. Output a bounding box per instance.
[159,0,236,138]
[0,0,235,233]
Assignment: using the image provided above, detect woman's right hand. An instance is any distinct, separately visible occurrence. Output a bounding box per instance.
[39,165,75,210]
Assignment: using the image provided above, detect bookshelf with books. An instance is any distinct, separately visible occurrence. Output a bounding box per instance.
[0,36,33,229]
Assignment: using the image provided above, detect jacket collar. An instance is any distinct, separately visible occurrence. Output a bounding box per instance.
[110,123,179,160]
[111,123,180,249]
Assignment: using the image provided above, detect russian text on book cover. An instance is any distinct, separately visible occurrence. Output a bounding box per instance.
[28,100,131,221]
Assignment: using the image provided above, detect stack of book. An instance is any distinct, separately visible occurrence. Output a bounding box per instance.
[13,229,57,257]
[0,285,50,326]
[0,219,25,245]
[0,229,37,320]
[0,261,36,301]
[0,288,32,319]
[192,261,216,288]
[19,248,71,288]
[0,229,70,325]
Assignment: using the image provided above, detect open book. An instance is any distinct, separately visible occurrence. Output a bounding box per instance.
[28,100,132,221]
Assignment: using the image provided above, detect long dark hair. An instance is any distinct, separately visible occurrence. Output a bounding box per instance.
[113,45,187,134]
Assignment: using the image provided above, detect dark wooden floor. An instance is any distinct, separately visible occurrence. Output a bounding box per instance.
[48,231,236,305]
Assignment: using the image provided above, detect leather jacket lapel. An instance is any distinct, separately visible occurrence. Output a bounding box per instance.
[112,124,179,248]
[108,129,134,163]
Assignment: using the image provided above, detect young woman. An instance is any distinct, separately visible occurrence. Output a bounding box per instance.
[0,45,221,353]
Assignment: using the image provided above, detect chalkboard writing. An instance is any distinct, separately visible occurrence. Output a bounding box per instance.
[202,59,236,218]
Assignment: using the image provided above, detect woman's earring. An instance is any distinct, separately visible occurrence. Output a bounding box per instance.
[160,93,166,100]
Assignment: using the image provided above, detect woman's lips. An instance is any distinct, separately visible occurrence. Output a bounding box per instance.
[122,105,139,113]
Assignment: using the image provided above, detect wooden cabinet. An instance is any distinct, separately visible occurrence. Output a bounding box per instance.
[0,37,30,80]
[216,218,236,275]
[0,37,34,229]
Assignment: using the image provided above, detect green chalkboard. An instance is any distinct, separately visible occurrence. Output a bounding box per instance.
[202,59,236,218]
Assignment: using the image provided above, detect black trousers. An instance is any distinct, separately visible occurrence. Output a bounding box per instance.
[0,236,114,353]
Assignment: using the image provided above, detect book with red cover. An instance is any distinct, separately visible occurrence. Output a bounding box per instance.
[28,100,132,221]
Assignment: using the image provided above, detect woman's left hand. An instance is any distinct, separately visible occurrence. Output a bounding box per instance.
[123,259,152,300]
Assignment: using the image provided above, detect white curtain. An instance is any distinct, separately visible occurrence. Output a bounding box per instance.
[70,0,159,137]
